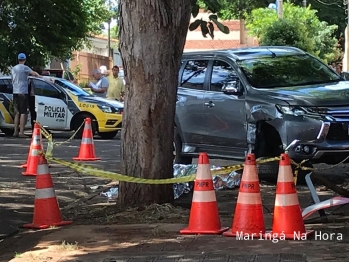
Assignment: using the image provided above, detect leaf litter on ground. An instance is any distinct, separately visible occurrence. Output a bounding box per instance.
[64,203,189,225]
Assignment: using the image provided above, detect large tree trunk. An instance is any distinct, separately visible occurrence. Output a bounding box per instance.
[118,0,192,207]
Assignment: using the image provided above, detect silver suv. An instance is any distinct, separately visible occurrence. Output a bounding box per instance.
[174,46,349,178]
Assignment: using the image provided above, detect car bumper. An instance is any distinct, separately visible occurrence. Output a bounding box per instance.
[97,113,122,133]
[278,115,349,164]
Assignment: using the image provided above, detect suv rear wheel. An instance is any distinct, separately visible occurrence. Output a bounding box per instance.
[73,114,97,139]
[173,127,192,164]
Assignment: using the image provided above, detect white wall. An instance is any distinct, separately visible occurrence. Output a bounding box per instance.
[113,51,123,66]
[80,37,110,57]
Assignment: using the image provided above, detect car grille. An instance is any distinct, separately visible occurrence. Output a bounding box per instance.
[327,123,349,140]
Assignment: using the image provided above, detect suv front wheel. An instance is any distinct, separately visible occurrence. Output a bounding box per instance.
[257,157,313,185]
[173,127,192,165]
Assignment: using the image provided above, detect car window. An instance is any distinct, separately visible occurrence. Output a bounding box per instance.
[33,79,61,99]
[238,54,342,89]
[0,79,13,94]
[54,79,91,97]
[210,60,238,92]
[181,60,208,90]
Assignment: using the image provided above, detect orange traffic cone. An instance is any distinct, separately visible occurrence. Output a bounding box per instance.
[180,153,229,235]
[73,118,100,161]
[223,153,265,237]
[270,153,314,239]
[23,155,72,229]
[22,123,43,176]
[21,128,44,168]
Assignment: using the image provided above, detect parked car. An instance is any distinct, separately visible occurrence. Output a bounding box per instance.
[174,46,348,180]
[0,76,123,139]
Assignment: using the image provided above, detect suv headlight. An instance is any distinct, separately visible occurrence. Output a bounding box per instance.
[276,105,306,116]
[98,105,112,113]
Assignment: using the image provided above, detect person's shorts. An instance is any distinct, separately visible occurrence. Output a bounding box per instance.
[13,94,29,115]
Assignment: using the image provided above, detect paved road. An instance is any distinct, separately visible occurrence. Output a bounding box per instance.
[0,130,234,238]
[0,131,122,238]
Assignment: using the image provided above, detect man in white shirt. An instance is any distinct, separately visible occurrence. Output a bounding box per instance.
[88,69,109,98]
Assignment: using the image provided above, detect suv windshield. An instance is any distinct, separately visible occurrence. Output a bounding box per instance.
[54,79,91,96]
[237,54,342,89]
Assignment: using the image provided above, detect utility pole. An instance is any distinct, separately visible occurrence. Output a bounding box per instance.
[107,0,111,57]
[347,0,349,25]
[343,0,349,71]
[277,0,283,19]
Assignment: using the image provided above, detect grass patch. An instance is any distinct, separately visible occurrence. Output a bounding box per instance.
[59,240,79,251]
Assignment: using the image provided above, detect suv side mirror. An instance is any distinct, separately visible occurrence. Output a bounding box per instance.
[222,79,243,95]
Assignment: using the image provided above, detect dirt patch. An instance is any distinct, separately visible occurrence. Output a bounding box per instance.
[63,202,190,225]
[4,223,349,262]
[2,224,188,262]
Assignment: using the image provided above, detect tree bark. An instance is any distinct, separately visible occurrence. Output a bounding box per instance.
[118,0,192,207]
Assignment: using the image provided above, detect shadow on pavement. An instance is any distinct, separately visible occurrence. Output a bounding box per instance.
[0,135,121,241]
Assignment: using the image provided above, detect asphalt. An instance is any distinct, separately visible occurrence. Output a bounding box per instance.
[0,131,121,238]
[0,130,238,239]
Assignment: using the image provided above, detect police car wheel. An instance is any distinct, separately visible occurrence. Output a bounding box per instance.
[74,114,97,139]
[98,130,118,139]
[1,128,14,136]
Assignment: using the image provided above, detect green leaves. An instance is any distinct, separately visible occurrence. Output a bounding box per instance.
[189,1,230,39]
[210,18,229,34]
[189,19,202,31]
[198,0,267,20]
[191,0,200,18]
[246,2,341,63]
[208,14,218,20]
[200,20,210,38]
[0,0,111,73]
[208,22,214,38]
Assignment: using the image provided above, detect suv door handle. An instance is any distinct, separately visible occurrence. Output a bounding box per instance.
[205,101,215,108]
[38,102,45,105]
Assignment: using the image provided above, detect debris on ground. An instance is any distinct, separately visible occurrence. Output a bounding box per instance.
[98,164,241,202]
[100,187,118,202]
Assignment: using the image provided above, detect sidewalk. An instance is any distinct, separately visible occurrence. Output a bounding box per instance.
[0,223,348,262]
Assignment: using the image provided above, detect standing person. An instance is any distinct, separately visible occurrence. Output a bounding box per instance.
[28,66,43,131]
[11,53,41,137]
[107,65,125,101]
[87,69,109,98]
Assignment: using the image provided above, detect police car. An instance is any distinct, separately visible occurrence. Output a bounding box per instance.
[0,76,123,139]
